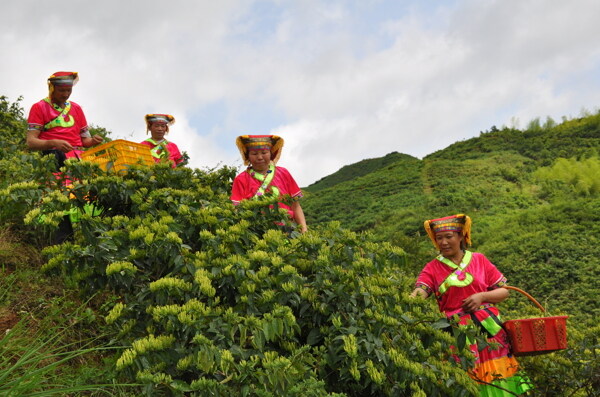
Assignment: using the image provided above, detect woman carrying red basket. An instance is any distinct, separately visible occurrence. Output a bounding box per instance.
[410,214,531,396]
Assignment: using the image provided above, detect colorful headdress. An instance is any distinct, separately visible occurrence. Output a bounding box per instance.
[236,135,284,166]
[47,71,79,96]
[424,214,472,250]
[145,114,176,132]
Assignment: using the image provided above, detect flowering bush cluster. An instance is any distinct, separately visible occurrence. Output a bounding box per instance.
[2,159,479,396]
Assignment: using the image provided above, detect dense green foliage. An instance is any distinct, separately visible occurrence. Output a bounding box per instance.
[0,96,474,396]
[1,94,599,396]
[302,113,600,395]
[3,153,480,395]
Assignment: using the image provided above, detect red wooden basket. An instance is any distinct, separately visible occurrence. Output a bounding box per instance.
[503,286,568,357]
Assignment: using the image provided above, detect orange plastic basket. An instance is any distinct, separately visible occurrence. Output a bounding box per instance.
[503,286,568,357]
[80,140,153,174]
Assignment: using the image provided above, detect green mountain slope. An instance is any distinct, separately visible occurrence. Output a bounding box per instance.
[305,151,415,192]
[303,153,425,231]
[304,115,600,228]
[302,113,600,325]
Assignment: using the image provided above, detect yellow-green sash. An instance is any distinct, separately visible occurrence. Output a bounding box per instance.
[43,98,74,129]
[437,250,474,296]
[249,163,280,198]
[145,138,170,160]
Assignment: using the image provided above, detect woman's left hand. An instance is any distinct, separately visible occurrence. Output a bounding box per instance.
[462,293,484,313]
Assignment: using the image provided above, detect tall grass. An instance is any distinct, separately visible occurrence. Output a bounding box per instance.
[0,313,137,396]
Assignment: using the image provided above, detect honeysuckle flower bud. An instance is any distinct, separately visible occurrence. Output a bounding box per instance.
[105,302,126,324]
[149,277,193,293]
[106,261,137,276]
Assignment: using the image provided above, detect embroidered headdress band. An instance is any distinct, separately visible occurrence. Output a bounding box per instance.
[145,114,175,125]
[47,71,79,97]
[145,114,175,134]
[424,214,472,249]
[235,134,284,166]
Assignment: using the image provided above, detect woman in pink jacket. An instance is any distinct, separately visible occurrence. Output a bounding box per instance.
[140,114,183,167]
[411,214,531,396]
[230,134,307,233]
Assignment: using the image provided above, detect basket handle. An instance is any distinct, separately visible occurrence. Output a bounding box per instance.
[504,285,545,313]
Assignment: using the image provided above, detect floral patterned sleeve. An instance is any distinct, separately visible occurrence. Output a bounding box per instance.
[488,276,508,290]
[415,261,437,297]
[414,283,433,296]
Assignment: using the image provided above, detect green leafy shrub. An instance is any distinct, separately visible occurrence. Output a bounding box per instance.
[534,156,600,197]
[10,158,479,396]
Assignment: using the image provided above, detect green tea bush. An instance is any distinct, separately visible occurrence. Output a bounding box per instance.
[6,159,479,396]
[534,156,600,197]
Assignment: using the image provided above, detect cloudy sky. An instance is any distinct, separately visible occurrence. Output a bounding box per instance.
[2,0,599,186]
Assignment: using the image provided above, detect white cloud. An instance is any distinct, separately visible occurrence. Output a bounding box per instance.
[2,0,600,187]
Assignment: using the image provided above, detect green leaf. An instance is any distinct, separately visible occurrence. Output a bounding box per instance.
[306,328,322,346]
[430,318,450,329]
[456,332,467,351]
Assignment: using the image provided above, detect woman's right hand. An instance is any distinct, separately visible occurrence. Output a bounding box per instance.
[27,132,73,153]
[410,288,428,298]
[461,292,485,313]
[51,139,74,153]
